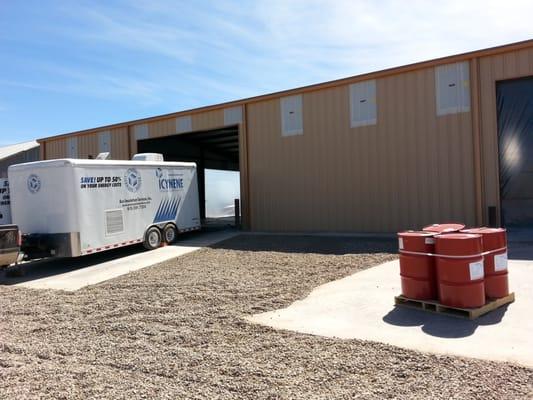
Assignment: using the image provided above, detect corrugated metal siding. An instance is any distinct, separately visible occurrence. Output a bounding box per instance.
[0,147,40,178]
[77,134,98,158]
[36,43,533,232]
[192,110,224,131]
[478,47,533,223]
[148,117,178,138]
[248,66,476,232]
[46,139,66,159]
[44,129,130,160]
[110,127,130,160]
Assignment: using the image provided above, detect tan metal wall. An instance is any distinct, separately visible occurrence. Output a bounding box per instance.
[77,134,97,159]
[191,110,224,132]
[38,43,533,233]
[247,66,477,232]
[41,116,233,161]
[45,139,66,159]
[147,117,177,138]
[477,47,533,224]
[126,111,226,154]
[39,112,229,162]
[109,127,130,160]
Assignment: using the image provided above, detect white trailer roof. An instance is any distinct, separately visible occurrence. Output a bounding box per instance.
[9,158,197,171]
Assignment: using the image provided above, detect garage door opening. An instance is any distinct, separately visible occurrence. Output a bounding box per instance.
[496,77,533,228]
[137,126,241,228]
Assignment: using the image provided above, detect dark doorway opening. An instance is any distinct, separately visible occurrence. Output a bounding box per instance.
[137,126,240,227]
[496,77,533,228]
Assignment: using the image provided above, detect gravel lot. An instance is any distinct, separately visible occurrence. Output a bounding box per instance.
[0,234,532,399]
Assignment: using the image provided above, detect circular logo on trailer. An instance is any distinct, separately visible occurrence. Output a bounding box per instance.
[125,168,142,192]
[27,174,41,193]
[155,168,163,178]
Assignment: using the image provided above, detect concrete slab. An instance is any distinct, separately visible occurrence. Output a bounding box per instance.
[3,230,238,291]
[248,259,533,367]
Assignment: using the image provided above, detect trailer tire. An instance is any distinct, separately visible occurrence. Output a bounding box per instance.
[143,227,162,250]
[163,224,178,244]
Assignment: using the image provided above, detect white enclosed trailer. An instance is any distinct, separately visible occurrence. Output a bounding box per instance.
[0,178,11,224]
[8,156,200,257]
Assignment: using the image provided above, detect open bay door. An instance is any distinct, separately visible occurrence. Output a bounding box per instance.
[497,77,533,227]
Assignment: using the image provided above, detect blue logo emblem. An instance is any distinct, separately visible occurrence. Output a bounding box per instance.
[125,168,141,192]
[155,168,163,178]
[27,174,41,193]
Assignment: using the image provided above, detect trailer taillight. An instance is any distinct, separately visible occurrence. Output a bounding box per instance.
[17,230,22,247]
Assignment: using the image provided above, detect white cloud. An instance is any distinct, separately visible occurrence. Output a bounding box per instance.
[246,0,533,75]
[4,0,533,109]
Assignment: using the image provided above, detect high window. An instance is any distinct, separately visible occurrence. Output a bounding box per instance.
[435,61,470,116]
[281,95,303,137]
[349,80,377,127]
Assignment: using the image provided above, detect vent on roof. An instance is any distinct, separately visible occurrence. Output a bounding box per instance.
[132,153,164,162]
[96,152,110,160]
[105,209,124,235]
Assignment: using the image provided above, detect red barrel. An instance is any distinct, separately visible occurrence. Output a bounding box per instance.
[398,231,437,300]
[435,233,485,308]
[423,223,465,234]
[460,227,509,298]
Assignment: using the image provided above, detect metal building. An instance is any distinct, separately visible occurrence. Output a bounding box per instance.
[0,141,40,178]
[37,40,533,232]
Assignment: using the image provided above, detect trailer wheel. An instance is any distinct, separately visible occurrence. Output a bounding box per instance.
[163,224,178,244]
[143,227,162,250]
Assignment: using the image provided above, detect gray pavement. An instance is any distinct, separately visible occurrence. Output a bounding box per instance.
[0,229,238,291]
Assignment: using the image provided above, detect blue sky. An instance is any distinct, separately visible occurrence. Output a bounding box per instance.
[1,0,532,146]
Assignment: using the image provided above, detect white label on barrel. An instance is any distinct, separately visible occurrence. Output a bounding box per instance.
[469,261,484,281]
[425,238,435,244]
[494,252,508,272]
[398,238,404,250]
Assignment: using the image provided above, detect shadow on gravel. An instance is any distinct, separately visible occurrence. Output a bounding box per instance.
[382,304,510,338]
[0,230,217,286]
[209,234,397,255]
[0,244,148,285]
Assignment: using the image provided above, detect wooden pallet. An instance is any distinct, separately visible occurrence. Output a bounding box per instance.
[394,292,515,320]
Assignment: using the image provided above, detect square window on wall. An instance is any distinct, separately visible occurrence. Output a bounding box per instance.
[224,106,243,126]
[176,116,192,133]
[349,80,377,128]
[98,131,111,154]
[134,124,149,141]
[67,137,78,158]
[435,61,470,116]
[281,95,303,137]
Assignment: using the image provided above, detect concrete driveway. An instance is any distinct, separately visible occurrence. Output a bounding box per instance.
[249,257,533,367]
[0,229,238,291]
